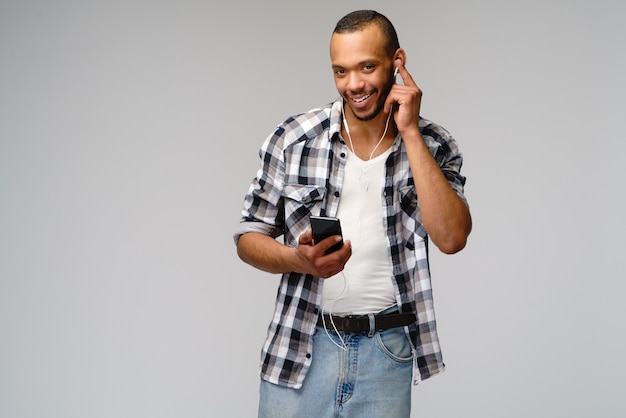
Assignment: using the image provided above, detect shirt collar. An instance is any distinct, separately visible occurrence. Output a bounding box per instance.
[328,98,344,143]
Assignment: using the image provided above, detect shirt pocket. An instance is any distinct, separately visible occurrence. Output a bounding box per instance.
[398,185,418,219]
[282,184,326,232]
[397,185,427,249]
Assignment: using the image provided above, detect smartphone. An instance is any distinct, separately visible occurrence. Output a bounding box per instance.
[310,216,343,254]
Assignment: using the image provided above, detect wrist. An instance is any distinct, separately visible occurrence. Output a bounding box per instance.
[400,125,425,145]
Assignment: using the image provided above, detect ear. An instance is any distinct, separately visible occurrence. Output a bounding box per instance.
[393,48,407,68]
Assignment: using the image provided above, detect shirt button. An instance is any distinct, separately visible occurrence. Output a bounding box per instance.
[306,353,311,359]
[340,152,346,158]
[334,191,340,197]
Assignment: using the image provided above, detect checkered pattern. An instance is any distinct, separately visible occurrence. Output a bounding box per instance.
[234,98,467,388]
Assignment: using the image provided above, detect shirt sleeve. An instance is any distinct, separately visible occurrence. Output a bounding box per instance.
[421,119,468,204]
[233,124,288,245]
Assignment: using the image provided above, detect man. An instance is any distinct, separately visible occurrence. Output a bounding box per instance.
[234,10,472,418]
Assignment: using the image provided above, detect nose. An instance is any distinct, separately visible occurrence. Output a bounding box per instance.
[345,72,365,92]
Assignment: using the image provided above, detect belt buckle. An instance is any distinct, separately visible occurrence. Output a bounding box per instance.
[338,314,362,333]
[348,314,373,334]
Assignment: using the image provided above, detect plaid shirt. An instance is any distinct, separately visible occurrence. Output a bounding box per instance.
[234,98,467,389]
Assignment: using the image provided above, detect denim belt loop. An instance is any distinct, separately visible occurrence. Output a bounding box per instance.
[367,313,376,337]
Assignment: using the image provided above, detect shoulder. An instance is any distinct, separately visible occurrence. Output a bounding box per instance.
[419,117,453,142]
[419,116,461,154]
[276,103,334,143]
[260,102,336,155]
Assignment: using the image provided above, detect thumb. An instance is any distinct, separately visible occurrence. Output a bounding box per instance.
[299,228,313,245]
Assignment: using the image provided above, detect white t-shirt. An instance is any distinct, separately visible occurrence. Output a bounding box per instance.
[321,145,396,315]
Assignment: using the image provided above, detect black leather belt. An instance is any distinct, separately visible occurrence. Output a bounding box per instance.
[316,312,416,333]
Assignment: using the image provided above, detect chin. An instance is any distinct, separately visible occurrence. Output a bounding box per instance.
[351,104,383,122]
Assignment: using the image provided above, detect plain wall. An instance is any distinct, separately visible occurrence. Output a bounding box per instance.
[1,0,624,417]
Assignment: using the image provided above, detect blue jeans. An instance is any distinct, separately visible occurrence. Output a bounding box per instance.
[258,308,414,418]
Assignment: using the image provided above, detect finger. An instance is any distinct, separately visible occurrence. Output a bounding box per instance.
[320,235,343,254]
[299,228,313,245]
[383,84,406,113]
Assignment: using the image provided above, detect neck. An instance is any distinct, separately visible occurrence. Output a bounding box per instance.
[342,108,396,161]
[343,110,396,144]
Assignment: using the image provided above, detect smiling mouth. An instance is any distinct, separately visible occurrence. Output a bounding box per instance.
[351,93,372,103]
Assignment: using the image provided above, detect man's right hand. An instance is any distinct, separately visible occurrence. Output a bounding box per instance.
[296,228,352,278]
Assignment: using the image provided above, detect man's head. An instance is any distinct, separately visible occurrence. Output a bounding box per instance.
[330,10,404,122]
[333,10,400,59]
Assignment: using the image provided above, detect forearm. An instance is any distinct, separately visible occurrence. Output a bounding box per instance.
[403,128,472,253]
[236,232,302,274]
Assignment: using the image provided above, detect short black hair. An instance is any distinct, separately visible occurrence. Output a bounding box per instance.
[333,10,400,57]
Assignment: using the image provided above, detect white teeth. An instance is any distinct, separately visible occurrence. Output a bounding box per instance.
[352,94,371,103]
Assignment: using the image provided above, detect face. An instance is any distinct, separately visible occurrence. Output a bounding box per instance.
[330,24,396,122]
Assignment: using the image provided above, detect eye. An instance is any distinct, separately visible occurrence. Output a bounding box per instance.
[364,64,375,72]
[334,69,346,77]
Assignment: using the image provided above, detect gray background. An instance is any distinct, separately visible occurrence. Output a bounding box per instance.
[1,0,624,417]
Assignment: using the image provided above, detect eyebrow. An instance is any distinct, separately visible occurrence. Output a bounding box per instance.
[332,59,380,70]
